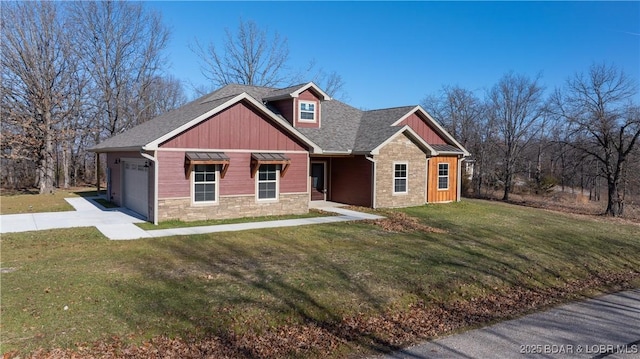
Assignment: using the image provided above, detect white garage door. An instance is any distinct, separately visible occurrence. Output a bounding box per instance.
[123,160,149,219]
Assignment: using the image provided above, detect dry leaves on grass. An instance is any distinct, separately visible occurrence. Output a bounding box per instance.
[17,271,639,359]
[365,211,447,234]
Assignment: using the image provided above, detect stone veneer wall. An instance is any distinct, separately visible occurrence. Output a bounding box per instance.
[374,134,427,208]
[157,193,309,222]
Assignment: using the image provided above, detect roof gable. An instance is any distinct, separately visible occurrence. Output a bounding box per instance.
[159,100,309,151]
[393,106,470,156]
[90,91,320,153]
[263,82,331,101]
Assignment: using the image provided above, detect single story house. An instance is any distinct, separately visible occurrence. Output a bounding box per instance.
[90,82,469,224]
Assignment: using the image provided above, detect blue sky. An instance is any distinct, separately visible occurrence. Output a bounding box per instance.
[149,1,640,109]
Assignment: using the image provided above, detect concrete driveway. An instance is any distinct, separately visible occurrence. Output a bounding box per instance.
[0,197,384,240]
[376,289,640,359]
[0,197,150,240]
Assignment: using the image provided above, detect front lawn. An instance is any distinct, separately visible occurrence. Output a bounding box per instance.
[1,199,639,357]
[0,189,80,214]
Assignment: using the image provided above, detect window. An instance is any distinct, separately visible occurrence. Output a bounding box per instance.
[299,101,316,121]
[193,164,217,203]
[438,163,449,190]
[394,163,408,193]
[257,164,278,200]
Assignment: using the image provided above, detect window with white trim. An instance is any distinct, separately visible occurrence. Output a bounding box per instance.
[257,164,279,200]
[299,101,316,121]
[394,163,408,193]
[438,163,449,190]
[193,164,217,203]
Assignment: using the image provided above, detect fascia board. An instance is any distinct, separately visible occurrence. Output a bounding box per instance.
[295,82,331,101]
[263,82,332,102]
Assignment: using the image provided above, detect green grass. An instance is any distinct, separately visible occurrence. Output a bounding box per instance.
[1,199,639,356]
[136,209,332,230]
[0,189,79,214]
[92,198,119,209]
[0,187,102,214]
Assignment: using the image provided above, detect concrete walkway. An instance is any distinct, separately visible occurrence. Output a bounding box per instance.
[0,197,383,240]
[375,289,640,359]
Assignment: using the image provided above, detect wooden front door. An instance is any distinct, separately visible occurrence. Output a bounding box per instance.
[310,162,326,201]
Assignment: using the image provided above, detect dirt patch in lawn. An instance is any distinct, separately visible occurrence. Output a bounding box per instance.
[14,270,639,359]
[364,211,447,234]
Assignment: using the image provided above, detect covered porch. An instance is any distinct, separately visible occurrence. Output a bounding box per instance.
[308,155,374,207]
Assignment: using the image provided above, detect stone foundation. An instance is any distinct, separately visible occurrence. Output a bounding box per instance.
[157,193,309,222]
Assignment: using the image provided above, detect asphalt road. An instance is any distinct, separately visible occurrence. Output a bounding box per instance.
[375,289,640,359]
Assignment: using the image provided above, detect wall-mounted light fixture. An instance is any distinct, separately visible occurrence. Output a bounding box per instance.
[114,158,120,164]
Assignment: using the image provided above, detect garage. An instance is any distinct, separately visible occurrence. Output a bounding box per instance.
[122,159,149,219]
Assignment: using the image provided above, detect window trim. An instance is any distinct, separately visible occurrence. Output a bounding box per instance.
[438,163,449,190]
[298,100,317,123]
[256,164,280,202]
[393,162,408,194]
[191,164,219,205]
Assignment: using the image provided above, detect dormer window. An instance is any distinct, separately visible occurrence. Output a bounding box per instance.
[299,101,316,122]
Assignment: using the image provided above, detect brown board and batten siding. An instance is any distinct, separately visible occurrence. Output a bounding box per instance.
[398,113,447,145]
[427,156,458,203]
[269,99,295,126]
[294,89,321,128]
[160,101,307,151]
[329,156,373,207]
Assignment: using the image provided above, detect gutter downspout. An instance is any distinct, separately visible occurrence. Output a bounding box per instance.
[140,149,159,225]
[365,155,377,208]
[457,156,464,202]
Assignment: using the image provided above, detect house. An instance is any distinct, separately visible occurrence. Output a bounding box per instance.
[90,82,470,224]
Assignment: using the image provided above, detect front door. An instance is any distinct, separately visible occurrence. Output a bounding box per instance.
[310,162,326,201]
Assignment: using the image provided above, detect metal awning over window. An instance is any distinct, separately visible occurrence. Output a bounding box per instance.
[251,152,291,178]
[184,152,230,179]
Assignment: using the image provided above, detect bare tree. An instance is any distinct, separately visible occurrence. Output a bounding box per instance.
[132,75,187,125]
[423,86,485,146]
[1,1,79,193]
[69,1,170,139]
[488,72,545,200]
[423,86,491,196]
[193,19,289,88]
[551,63,639,216]
[192,19,347,99]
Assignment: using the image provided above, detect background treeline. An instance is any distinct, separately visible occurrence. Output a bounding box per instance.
[1,1,185,194]
[2,2,639,217]
[423,67,640,217]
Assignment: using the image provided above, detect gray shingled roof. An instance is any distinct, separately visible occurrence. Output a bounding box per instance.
[262,83,308,100]
[431,144,465,153]
[91,83,464,155]
[352,107,417,152]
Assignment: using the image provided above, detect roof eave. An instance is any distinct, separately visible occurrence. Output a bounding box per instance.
[263,82,331,102]
[89,146,144,153]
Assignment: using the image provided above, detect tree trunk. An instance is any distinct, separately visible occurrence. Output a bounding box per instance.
[604,178,623,216]
[39,111,56,194]
[62,139,70,189]
[502,172,511,201]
